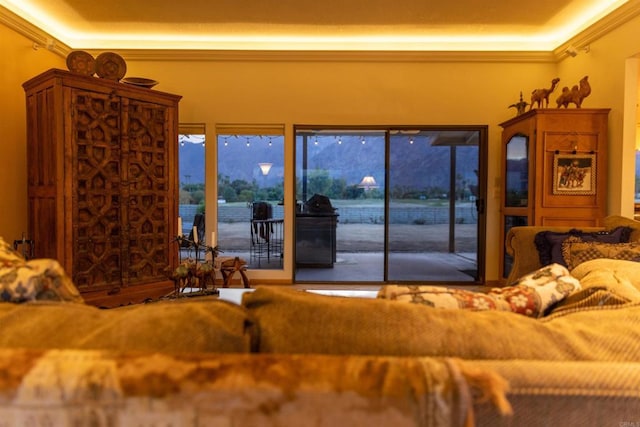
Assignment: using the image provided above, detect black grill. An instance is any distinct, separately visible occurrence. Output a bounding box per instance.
[304,194,335,214]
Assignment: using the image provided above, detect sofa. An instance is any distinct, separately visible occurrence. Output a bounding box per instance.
[1,216,640,426]
[504,214,640,284]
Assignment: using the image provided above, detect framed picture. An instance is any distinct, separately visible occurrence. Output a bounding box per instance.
[553,153,596,195]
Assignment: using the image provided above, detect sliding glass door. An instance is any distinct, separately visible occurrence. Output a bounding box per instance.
[294,126,485,284]
[387,129,482,281]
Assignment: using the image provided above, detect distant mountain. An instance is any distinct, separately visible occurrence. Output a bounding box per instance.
[302,135,479,191]
[179,135,480,191]
[178,142,206,185]
[217,139,284,186]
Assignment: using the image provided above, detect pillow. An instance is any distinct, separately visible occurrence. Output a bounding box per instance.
[561,237,640,270]
[570,258,640,294]
[549,286,633,314]
[378,263,581,318]
[0,236,25,265]
[0,237,84,304]
[534,226,631,267]
[565,266,640,302]
[378,284,509,311]
[496,263,581,316]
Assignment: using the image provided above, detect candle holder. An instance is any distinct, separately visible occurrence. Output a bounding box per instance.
[169,234,223,297]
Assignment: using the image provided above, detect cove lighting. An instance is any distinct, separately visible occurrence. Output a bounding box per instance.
[0,0,629,52]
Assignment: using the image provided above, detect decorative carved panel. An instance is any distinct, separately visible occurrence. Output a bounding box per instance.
[124,101,171,284]
[72,91,123,290]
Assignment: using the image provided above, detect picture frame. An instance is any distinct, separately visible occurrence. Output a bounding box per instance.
[552,153,596,195]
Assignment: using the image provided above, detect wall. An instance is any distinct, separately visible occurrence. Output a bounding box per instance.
[0,24,64,240]
[3,14,640,283]
[122,57,555,282]
[556,13,640,217]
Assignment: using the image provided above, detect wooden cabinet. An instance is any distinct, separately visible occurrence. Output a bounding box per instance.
[23,69,181,307]
[498,108,609,281]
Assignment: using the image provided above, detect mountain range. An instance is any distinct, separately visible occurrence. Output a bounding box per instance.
[179,135,480,191]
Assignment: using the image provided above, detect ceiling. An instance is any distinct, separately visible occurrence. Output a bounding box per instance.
[0,0,635,52]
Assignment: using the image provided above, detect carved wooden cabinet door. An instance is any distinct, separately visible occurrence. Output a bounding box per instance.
[71,89,123,290]
[121,98,173,286]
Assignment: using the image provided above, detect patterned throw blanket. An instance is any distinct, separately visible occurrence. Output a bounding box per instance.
[0,350,510,427]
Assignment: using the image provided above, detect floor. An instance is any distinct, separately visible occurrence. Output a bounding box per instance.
[210,249,477,285]
[181,220,479,284]
[295,251,477,283]
[210,222,480,284]
[177,251,482,304]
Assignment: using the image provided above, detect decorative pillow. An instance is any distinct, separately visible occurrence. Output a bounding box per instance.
[534,226,631,267]
[549,286,633,314]
[561,236,640,270]
[0,237,25,266]
[0,237,84,304]
[565,258,640,303]
[570,258,640,295]
[378,263,581,318]
[378,284,509,311]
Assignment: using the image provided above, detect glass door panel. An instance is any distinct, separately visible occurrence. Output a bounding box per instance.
[178,126,206,262]
[505,135,528,207]
[294,129,385,282]
[501,134,529,279]
[387,130,480,282]
[216,131,285,270]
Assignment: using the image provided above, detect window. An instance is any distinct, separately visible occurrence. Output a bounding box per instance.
[178,123,206,249]
[216,124,285,270]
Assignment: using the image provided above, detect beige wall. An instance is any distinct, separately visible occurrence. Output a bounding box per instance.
[556,13,640,218]
[2,13,639,283]
[0,24,64,240]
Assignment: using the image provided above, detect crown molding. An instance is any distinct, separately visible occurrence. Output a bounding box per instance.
[109,49,556,63]
[553,0,640,60]
[2,2,639,63]
[0,5,70,56]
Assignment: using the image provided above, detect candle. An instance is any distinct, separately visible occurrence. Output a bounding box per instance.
[193,226,198,244]
[211,231,216,246]
[177,217,182,236]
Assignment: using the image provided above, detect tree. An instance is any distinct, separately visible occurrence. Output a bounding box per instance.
[308,169,331,196]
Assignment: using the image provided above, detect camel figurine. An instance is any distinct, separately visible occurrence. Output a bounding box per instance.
[529,77,560,110]
[556,76,591,108]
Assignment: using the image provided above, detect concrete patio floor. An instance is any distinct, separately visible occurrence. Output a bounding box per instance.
[210,222,479,284]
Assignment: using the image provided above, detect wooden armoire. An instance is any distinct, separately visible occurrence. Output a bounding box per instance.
[498,108,610,282]
[23,69,181,307]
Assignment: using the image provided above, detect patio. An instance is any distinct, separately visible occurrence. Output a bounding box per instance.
[212,222,478,283]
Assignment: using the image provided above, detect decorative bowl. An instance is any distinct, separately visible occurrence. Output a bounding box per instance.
[121,77,158,89]
[95,52,127,81]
